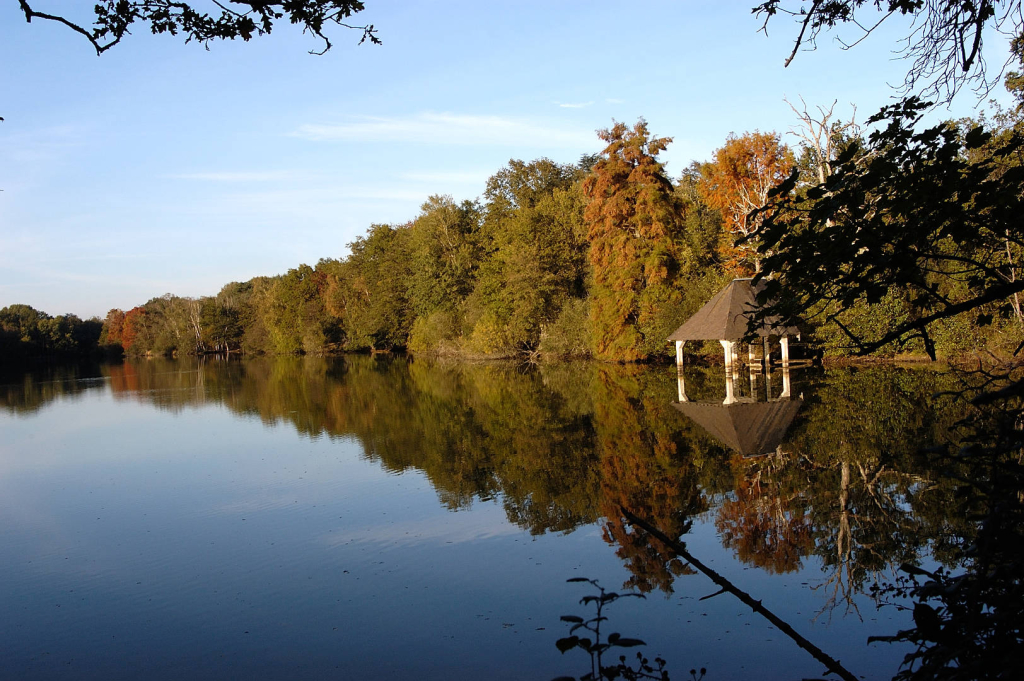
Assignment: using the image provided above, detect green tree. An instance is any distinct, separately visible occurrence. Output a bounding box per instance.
[404,196,482,354]
[466,159,589,354]
[201,282,249,354]
[407,196,482,319]
[262,264,338,354]
[0,304,102,357]
[330,224,413,351]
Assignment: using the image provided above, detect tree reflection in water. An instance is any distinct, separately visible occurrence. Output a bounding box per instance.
[1,356,995,674]
[677,365,972,620]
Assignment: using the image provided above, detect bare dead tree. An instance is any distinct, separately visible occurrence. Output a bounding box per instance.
[785,96,860,184]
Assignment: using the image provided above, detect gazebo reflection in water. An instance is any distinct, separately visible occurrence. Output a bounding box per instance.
[673,364,803,459]
[667,278,806,458]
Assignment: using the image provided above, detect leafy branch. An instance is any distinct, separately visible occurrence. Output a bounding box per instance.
[16,1,380,56]
[553,577,685,681]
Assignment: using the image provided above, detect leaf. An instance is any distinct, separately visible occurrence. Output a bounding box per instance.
[560,615,584,623]
[556,636,580,653]
[836,143,860,164]
[964,125,991,150]
[610,637,645,648]
[900,563,938,579]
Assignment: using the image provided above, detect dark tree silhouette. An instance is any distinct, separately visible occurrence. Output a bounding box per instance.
[754,0,1022,101]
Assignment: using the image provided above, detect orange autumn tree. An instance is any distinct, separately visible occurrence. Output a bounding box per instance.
[99,308,125,349]
[583,119,684,362]
[715,453,814,574]
[120,306,146,353]
[592,365,704,593]
[699,131,794,275]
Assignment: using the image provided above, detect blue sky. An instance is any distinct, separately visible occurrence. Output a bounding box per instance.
[1,1,1015,318]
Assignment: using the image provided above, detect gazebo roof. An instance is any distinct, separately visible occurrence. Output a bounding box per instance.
[672,398,802,458]
[667,278,797,342]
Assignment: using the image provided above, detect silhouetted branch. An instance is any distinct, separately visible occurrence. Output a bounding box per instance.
[620,506,859,681]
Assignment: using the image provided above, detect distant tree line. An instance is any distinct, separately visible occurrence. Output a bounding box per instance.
[6,93,1022,363]
[0,304,103,360]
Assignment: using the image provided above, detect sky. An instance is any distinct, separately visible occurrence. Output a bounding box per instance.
[0,1,1017,318]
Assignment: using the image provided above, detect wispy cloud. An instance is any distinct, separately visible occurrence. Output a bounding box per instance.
[290,112,592,148]
[398,171,490,184]
[0,124,89,164]
[166,170,302,182]
[557,101,594,109]
[605,98,624,104]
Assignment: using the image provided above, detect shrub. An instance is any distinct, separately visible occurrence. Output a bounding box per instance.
[539,298,592,358]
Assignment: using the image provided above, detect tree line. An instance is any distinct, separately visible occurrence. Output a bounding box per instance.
[0,304,103,361]
[6,89,1023,363]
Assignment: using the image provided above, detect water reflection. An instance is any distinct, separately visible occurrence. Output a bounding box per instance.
[0,357,971,606]
[674,365,802,458]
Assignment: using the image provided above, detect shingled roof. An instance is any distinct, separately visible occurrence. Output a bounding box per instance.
[667,278,797,342]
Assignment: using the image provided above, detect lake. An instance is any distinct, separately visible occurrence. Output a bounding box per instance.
[0,356,969,680]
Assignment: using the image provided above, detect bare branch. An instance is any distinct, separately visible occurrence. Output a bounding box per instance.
[783,0,822,68]
[758,1,1024,103]
[18,0,120,55]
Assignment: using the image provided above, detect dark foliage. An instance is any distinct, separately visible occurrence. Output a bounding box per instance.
[16,0,378,55]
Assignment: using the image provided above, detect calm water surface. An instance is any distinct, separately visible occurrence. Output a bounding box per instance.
[0,357,968,680]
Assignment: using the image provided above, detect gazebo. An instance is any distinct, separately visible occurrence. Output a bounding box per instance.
[667,278,799,369]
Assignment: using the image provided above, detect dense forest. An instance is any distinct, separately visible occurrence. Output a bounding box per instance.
[5,44,1023,364]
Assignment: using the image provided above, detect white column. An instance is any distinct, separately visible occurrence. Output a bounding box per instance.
[763,337,770,368]
[781,366,792,399]
[720,340,735,370]
[723,368,737,405]
[677,373,688,402]
[780,335,790,366]
[675,340,685,368]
